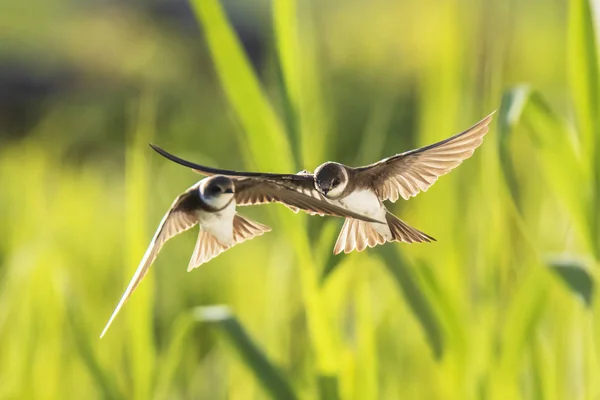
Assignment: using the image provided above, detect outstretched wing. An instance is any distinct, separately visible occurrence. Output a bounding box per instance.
[233,177,383,223]
[100,189,199,338]
[149,143,312,181]
[353,112,494,202]
[149,143,329,214]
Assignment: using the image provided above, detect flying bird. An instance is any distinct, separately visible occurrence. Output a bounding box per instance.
[149,112,494,255]
[100,175,382,338]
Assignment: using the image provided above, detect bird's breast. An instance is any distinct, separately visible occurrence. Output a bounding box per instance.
[198,201,236,246]
[336,189,384,218]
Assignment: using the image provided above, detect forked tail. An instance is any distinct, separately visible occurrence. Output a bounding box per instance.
[333,212,435,254]
[188,214,271,270]
[385,212,435,244]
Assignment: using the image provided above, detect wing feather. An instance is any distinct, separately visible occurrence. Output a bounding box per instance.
[233,178,383,223]
[100,190,198,338]
[149,144,329,214]
[354,112,494,202]
[187,214,271,271]
[149,144,312,182]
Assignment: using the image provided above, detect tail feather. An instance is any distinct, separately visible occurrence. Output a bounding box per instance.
[188,214,271,271]
[334,218,386,255]
[188,231,228,269]
[232,214,272,243]
[333,212,435,255]
[385,212,435,243]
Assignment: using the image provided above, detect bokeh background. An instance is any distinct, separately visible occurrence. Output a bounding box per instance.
[1,0,599,399]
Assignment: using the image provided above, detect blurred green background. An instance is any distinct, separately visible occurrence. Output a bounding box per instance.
[1,0,599,399]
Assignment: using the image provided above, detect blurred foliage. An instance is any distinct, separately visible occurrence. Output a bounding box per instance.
[1,0,599,399]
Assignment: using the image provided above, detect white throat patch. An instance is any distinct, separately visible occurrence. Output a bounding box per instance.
[200,191,234,210]
[327,180,347,198]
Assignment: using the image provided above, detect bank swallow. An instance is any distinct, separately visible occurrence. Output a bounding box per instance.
[101,175,382,338]
[149,112,494,255]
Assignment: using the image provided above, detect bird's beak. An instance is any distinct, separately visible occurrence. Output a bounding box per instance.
[322,188,329,195]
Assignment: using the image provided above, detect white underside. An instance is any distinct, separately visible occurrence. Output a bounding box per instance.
[197,201,236,246]
[333,189,392,240]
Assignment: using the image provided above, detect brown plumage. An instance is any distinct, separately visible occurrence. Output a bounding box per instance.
[150,111,495,254]
[101,174,381,338]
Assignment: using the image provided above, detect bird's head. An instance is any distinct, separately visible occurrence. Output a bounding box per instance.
[314,162,348,199]
[199,175,235,210]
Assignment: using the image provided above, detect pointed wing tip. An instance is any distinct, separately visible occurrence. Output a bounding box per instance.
[149,143,180,163]
[149,143,171,157]
[467,113,494,138]
[340,210,385,224]
[482,111,496,124]
[147,143,187,165]
[148,143,165,154]
[98,292,132,340]
[99,308,121,339]
[470,112,495,131]
[99,321,112,339]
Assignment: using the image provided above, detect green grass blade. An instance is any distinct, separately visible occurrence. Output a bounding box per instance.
[273,0,301,140]
[496,267,549,390]
[190,0,339,384]
[547,256,595,307]
[378,248,444,359]
[124,92,157,400]
[272,43,302,165]
[568,0,600,257]
[529,333,555,400]
[65,292,123,400]
[498,87,593,252]
[190,0,295,173]
[153,314,196,400]
[568,0,599,165]
[194,306,298,400]
[273,0,329,168]
[317,376,340,400]
[354,269,378,400]
[497,86,531,211]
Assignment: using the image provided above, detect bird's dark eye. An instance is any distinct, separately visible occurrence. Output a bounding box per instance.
[333,179,340,186]
[212,186,221,193]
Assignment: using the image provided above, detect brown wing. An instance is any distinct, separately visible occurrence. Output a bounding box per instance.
[353,112,494,202]
[233,177,384,223]
[149,143,324,212]
[100,189,199,338]
[150,143,315,182]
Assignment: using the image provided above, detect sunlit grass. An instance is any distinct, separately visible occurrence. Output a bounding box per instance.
[0,0,598,399]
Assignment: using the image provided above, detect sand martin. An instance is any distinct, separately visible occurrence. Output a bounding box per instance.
[149,112,494,255]
[100,174,382,338]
